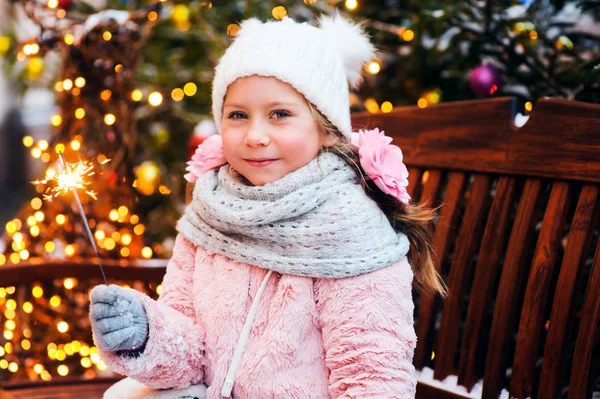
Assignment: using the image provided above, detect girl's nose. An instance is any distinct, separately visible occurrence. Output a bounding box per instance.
[244,121,270,147]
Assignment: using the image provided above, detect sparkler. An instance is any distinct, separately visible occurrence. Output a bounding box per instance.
[34,153,109,285]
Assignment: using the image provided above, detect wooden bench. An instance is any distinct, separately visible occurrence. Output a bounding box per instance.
[352,97,600,399]
[1,97,599,398]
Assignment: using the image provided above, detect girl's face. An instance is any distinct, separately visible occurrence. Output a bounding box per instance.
[221,75,335,186]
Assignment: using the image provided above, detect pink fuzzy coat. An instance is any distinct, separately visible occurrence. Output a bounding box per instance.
[99,234,417,398]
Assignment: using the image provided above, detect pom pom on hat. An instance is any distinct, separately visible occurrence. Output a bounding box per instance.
[319,13,376,89]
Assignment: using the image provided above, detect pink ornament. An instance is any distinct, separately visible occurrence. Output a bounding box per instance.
[469,64,502,98]
[184,135,227,183]
[350,128,411,204]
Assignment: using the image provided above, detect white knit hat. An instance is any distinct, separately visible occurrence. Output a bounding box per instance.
[211,14,376,138]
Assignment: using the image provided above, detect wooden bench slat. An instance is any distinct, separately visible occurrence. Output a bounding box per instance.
[407,167,423,200]
[434,174,492,381]
[510,181,571,398]
[568,233,600,399]
[414,172,466,369]
[483,179,543,399]
[458,177,517,390]
[539,185,600,398]
[352,97,600,183]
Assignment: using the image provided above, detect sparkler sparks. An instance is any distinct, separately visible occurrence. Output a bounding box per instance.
[34,159,103,201]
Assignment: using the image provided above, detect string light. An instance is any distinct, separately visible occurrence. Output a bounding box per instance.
[148,92,163,106]
[183,83,197,96]
[171,88,184,101]
[367,61,381,74]
[104,114,116,126]
[23,136,34,147]
[131,89,143,101]
[345,0,358,10]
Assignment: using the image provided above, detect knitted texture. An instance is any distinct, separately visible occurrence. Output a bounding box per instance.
[177,153,409,278]
[211,15,375,138]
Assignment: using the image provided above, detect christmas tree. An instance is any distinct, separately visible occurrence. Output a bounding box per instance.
[0,0,598,387]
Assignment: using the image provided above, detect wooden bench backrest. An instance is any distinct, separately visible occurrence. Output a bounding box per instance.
[352,97,600,399]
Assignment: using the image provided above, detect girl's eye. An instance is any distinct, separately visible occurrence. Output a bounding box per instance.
[228,112,248,120]
[272,110,290,119]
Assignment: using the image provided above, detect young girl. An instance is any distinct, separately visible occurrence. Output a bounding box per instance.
[90,14,445,399]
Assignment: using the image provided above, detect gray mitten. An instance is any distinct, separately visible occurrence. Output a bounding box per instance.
[90,284,148,352]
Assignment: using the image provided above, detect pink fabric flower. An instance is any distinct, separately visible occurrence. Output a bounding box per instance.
[350,128,411,204]
[184,135,227,183]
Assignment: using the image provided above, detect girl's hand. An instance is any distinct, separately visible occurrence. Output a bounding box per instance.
[89,284,148,352]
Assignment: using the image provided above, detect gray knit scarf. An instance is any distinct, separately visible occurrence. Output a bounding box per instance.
[177,153,410,278]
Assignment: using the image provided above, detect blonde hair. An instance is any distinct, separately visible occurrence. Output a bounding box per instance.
[308,102,447,297]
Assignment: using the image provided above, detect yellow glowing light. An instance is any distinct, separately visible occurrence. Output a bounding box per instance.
[48,0,58,8]
[183,82,197,96]
[56,214,67,225]
[57,321,69,333]
[20,249,30,260]
[34,364,44,374]
[23,328,32,338]
[64,245,75,257]
[30,224,40,236]
[133,224,145,235]
[7,286,15,294]
[402,29,415,41]
[0,360,7,369]
[525,101,533,112]
[141,246,153,259]
[57,365,69,376]
[104,238,116,251]
[131,89,143,101]
[50,295,62,307]
[70,140,81,151]
[32,148,43,158]
[64,278,76,289]
[51,114,62,126]
[104,113,116,126]
[0,254,5,266]
[32,286,43,298]
[368,61,380,74]
[23,136,34,147]
[90,352,100,364]
[148,92,163,107]
[27,216,36,226]
[417,98,428,108]
[103,31,112,41]
[45,241,55,253]
[30,197,42,210]
[171,88,184,102]
[118,206,129,217]
[6,299,16,311]
[8,362,18,373]
[227,24,240,36]
[94,230,105,241]
[345,0,358,10]
[364,98,379,113]
[75,108,85,119]
[6,221,16,234]
[109,210,119,221]
[272,6,287,19]
[62,79,73,91]
[120,247,130,257]
[21,339,31,350]
[381,101,393,113]
[159,185,171,195]
[148,11,158,21]
[41,370,51,381]
[34,211,45,222]
[23,302,33,313]
[130,214,139,225]
[74,77,86,87]
[65,344,74,355]
[55,143,66,153]
[57,8,66,17]
[121,233,132,245]
[0,347,4,356]
[115,64,123,73]
[81,357,92,368]
[4,342,13,353]
[156,284,163,295]
[5,320,15,330]
[96,361,107,371]
[80,345,90,357]
[55,81,64,92]
[41,152,50,163]
[64,34,74,45]
[101,90,112,101]
[4,330,13,340]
